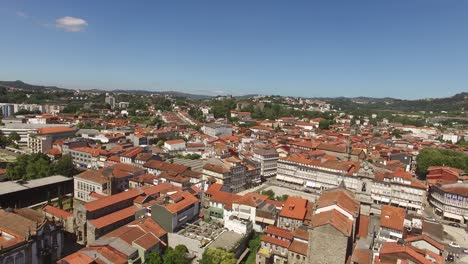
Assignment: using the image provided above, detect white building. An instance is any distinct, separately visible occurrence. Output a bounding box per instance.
[163,139,186,153]
[252,148,279,178]
[202,123,232,138]
[429,183,468,223]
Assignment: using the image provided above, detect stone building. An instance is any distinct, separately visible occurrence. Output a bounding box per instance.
[0,208,64,264]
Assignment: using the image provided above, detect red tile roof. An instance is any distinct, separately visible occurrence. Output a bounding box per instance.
[164,191,199,214]
[264,225,293,240]
[84,189,142,212]
[89,206,137,229]
[42,205,72,219]
[279,196,308,220]
[233,192,268,207]
[316,189,360,217]
[356,215,370,239]
[288,240,308,256]
[311,210,353,237]
[37,126,76,134]
[380,205,405,232]
[261,235,291,248]
[58,251,95,264]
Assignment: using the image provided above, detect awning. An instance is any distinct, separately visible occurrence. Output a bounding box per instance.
[399,201,408,207]
[276,175,285,181]
[373,196,382,201]
[435,208,442,212]
[255,217,275,225]
[443,212,463,221]
[306,181,315,187]
[407,203,421,209]
[282,176,304,185]
[381,197,390,203]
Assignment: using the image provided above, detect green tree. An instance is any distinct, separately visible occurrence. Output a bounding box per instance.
[260,189,275,200]
[319,120,331,130]
[7,131,20,142]
[163,246,189,264]
[201,248,236,264]
[53,154,76,177]
[6,153,52,181]
[146,252,162,264]
[416,148,468,179]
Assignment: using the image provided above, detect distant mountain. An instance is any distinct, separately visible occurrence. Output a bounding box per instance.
[0,80,69,92]
[0,80,213,99]
[326,92,468,112]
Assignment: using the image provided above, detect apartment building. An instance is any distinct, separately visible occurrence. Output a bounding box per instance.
[202,122,232,138]
[27,126,77,153]
[373,170,426,214]
[74,163,146,202]
[253,147,279,178]
[203,157,259,193]
[429,183,468,223]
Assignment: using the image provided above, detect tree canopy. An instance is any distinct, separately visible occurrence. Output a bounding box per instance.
[6,153,77,181]
[416,148,468,178]
[201,248,236,264]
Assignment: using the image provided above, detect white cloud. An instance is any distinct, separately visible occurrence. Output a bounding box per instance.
[16,11,28,18]
[55,16,88,32]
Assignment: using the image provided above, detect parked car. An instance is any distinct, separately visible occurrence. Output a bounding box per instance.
[449,242,461,248]
[463,249,468,254]
[424,216,436,222]
[449,222,461,228]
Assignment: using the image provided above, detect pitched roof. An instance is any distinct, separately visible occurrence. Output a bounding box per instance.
[279,196,308,220]
[380,205,405,232]
[233,192,268,207]
[261,235,291,248]
[144,160,188,174]
[37,126,76,134]
[264,225,293,240]
[311,210,353,237]
[58,252,96,264]
[405,235,445,252]
[288,240,308,256]
[42,205,73,219]
[84,188,142,212]
[379,242,437,264]
[164,191,199,214]
[89,206,137,229]
[316,188,360,217]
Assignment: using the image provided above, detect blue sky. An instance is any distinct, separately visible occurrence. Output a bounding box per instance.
[0,0,467,98]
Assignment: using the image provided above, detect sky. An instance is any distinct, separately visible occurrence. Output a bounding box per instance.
[0,0,467,99]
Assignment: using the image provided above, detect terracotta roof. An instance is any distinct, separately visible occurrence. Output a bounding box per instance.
[164,191,199,214]
[439,183,468,196]
[279,196,308,220]
[288,240,308,256]
[205,183,223,196]
[379,242,436,264]
[103,217,166,249]
[165,139,185,145]
[234,192,268,207]
[42,205,72,219]
[351,248,372,264]
[203,163,229,174]
[291,228,309,241]
[265,225,293,240]
[37,126,76,134]
[46,148,62,155]
[81,246,127,264]
[121,146,144,158]
[144,160,188,174]
[311,210,353,237]
[380,205,405,232]
[316,189,360,217]
[72,147,108,157]
[405,235,445,252]
[89,206,137,229]
[59,252,96,264]
[84,189,142,212]
[356,215,370,239]
[210,192,241,210]
[261,235,291,248]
